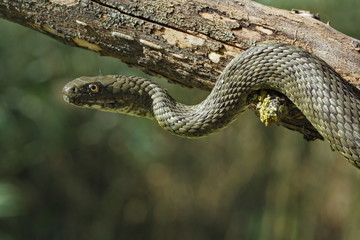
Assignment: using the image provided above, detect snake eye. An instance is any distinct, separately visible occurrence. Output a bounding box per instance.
[89,82,101,93]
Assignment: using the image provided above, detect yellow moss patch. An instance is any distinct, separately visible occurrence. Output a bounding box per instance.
[256,91,283,126]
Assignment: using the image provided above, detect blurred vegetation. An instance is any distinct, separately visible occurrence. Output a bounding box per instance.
[0,0,359,240]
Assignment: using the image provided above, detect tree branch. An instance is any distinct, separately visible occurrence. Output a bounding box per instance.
[1,0,359,88]
[0,0,359,139]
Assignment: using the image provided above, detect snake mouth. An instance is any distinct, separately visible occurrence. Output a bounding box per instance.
[63,93,120,111]
[63,95,70,104]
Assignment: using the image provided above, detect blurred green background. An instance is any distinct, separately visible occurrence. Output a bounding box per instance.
[0,0,359,240]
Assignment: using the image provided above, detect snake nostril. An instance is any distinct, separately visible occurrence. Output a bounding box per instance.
[71,87,77,93]
[63,84,78,95]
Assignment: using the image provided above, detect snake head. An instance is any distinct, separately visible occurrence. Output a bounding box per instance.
[62,75,155,119]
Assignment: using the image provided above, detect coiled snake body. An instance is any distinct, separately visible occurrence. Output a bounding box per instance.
[63,43,360,168]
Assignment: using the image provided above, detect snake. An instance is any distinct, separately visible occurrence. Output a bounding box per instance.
[63,43,360,168]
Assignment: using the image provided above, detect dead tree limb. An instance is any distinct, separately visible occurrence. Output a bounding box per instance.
[0,0,359,139]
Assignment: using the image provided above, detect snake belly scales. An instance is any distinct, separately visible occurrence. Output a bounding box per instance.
[63,43,360,168]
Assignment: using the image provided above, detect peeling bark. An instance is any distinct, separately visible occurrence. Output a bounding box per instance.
[0,0,359,139]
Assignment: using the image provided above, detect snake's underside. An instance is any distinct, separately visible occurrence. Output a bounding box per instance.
[63,43,360,168]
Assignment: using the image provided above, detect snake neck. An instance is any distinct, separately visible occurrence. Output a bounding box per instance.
[147,77,251,138]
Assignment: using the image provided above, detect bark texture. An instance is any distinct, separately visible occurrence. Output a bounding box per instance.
[0,0,359,139]
[1,0,359,88]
